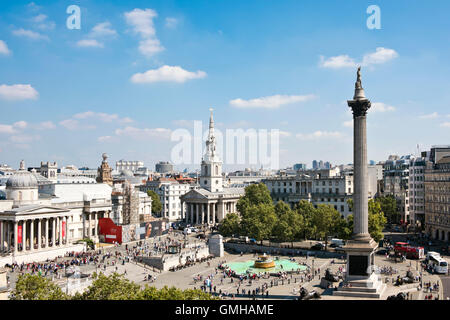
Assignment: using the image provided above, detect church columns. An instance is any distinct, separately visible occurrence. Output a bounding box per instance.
[190,203,194,225]
[30,219,34,251]
[45,218,49,248]
[65,216,69,244]
[22,220,27,251]
[52,218,56,247]
[201,204,205,225]
[37,219,41,250]
[196,204,199,225]
[206,203,210,225]
[212,203,216,225]
[94,213,98,239]
[87,213,91,238]
[57,217,61,246]
[14,221,18,253]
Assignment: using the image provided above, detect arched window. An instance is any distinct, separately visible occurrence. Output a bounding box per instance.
[215,165,219,175]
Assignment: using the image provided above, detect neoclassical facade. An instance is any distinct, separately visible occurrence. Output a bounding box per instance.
[181,110,244,226]
[0,160,112,266]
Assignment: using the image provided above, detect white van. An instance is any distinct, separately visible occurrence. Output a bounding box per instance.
[426,251,440,261]
[330,239,345,247]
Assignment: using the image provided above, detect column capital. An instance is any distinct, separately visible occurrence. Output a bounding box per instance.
[348,99,371,118]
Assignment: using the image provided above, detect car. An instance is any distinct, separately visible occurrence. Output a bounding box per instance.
[196,233,206,239]
[376,248,389,255]
[311,243,325,251]
[249,238,257,244]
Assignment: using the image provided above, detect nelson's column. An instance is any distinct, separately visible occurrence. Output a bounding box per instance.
[334,67,385,298]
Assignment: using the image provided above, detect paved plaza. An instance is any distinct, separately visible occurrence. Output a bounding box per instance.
[3,230,449,300]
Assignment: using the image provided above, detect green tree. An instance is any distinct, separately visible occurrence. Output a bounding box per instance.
[346,199,387,242]
[147,190,162,214]
[240,203,277,244]
[140,285,216,300]
[375,195,398,224]
[10,274,69,300]
[273,201,305,246]
[73,272,142,300]
[295,200,316,240]
[312,204,340,249]
[237,183,273,217]
[218,213,240,237]
[368,199,387,242]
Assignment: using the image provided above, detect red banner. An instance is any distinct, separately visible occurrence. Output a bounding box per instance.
[18,225,22,244]
[62,221,66,238]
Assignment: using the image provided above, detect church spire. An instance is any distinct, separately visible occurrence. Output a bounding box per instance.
[205,108,217,161]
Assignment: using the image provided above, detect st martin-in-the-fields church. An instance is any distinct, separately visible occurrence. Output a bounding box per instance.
[181,109,244,226]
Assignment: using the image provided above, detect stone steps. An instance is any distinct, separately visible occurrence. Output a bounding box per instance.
[333,284,386,299]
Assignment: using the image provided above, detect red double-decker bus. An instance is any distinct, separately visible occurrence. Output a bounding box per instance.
[394,242,424,259]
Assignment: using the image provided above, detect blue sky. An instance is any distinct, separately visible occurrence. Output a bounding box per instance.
[1,0,450,171]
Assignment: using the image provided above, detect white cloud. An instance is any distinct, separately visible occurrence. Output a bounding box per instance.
[320,47,398,69]
[73,111,133,123]
[0,40,11,55]
[361,47,399,66]
[230,94,315,109]
[32,14,47,23]
[12,28,49,41]
[319,55,357,69]
[165,17,178,29]
[36,121,56,130]
[296,131,345,140]
[371,102,395,113]
[76,39,104,48]
[32,14,55,30]
[124,8,164,58]
[125,8,157,37]
[13,121,27,129]
[0,121,28,134]
[441,122,450,128]
[90,22,117,38]
[115,126,171,139]
[0,84,39,101]
[59,119,79,130]
[131,65,207,83]
[419,112,439,119]
[138,38,164,57]
[0,125,16,134]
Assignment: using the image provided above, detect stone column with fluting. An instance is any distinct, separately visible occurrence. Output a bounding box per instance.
[201,204,205,224]
[196,204,199,225]
[30,220,34,251]
[45,218,49,248]
[37,219,41,250]
[348,66,372,241]
[22,220,27,251]
[14,221,18,253]
[52,218,56,246]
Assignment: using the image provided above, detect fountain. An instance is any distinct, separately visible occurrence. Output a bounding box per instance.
[253,253,275,269]
[225,254,307,276]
